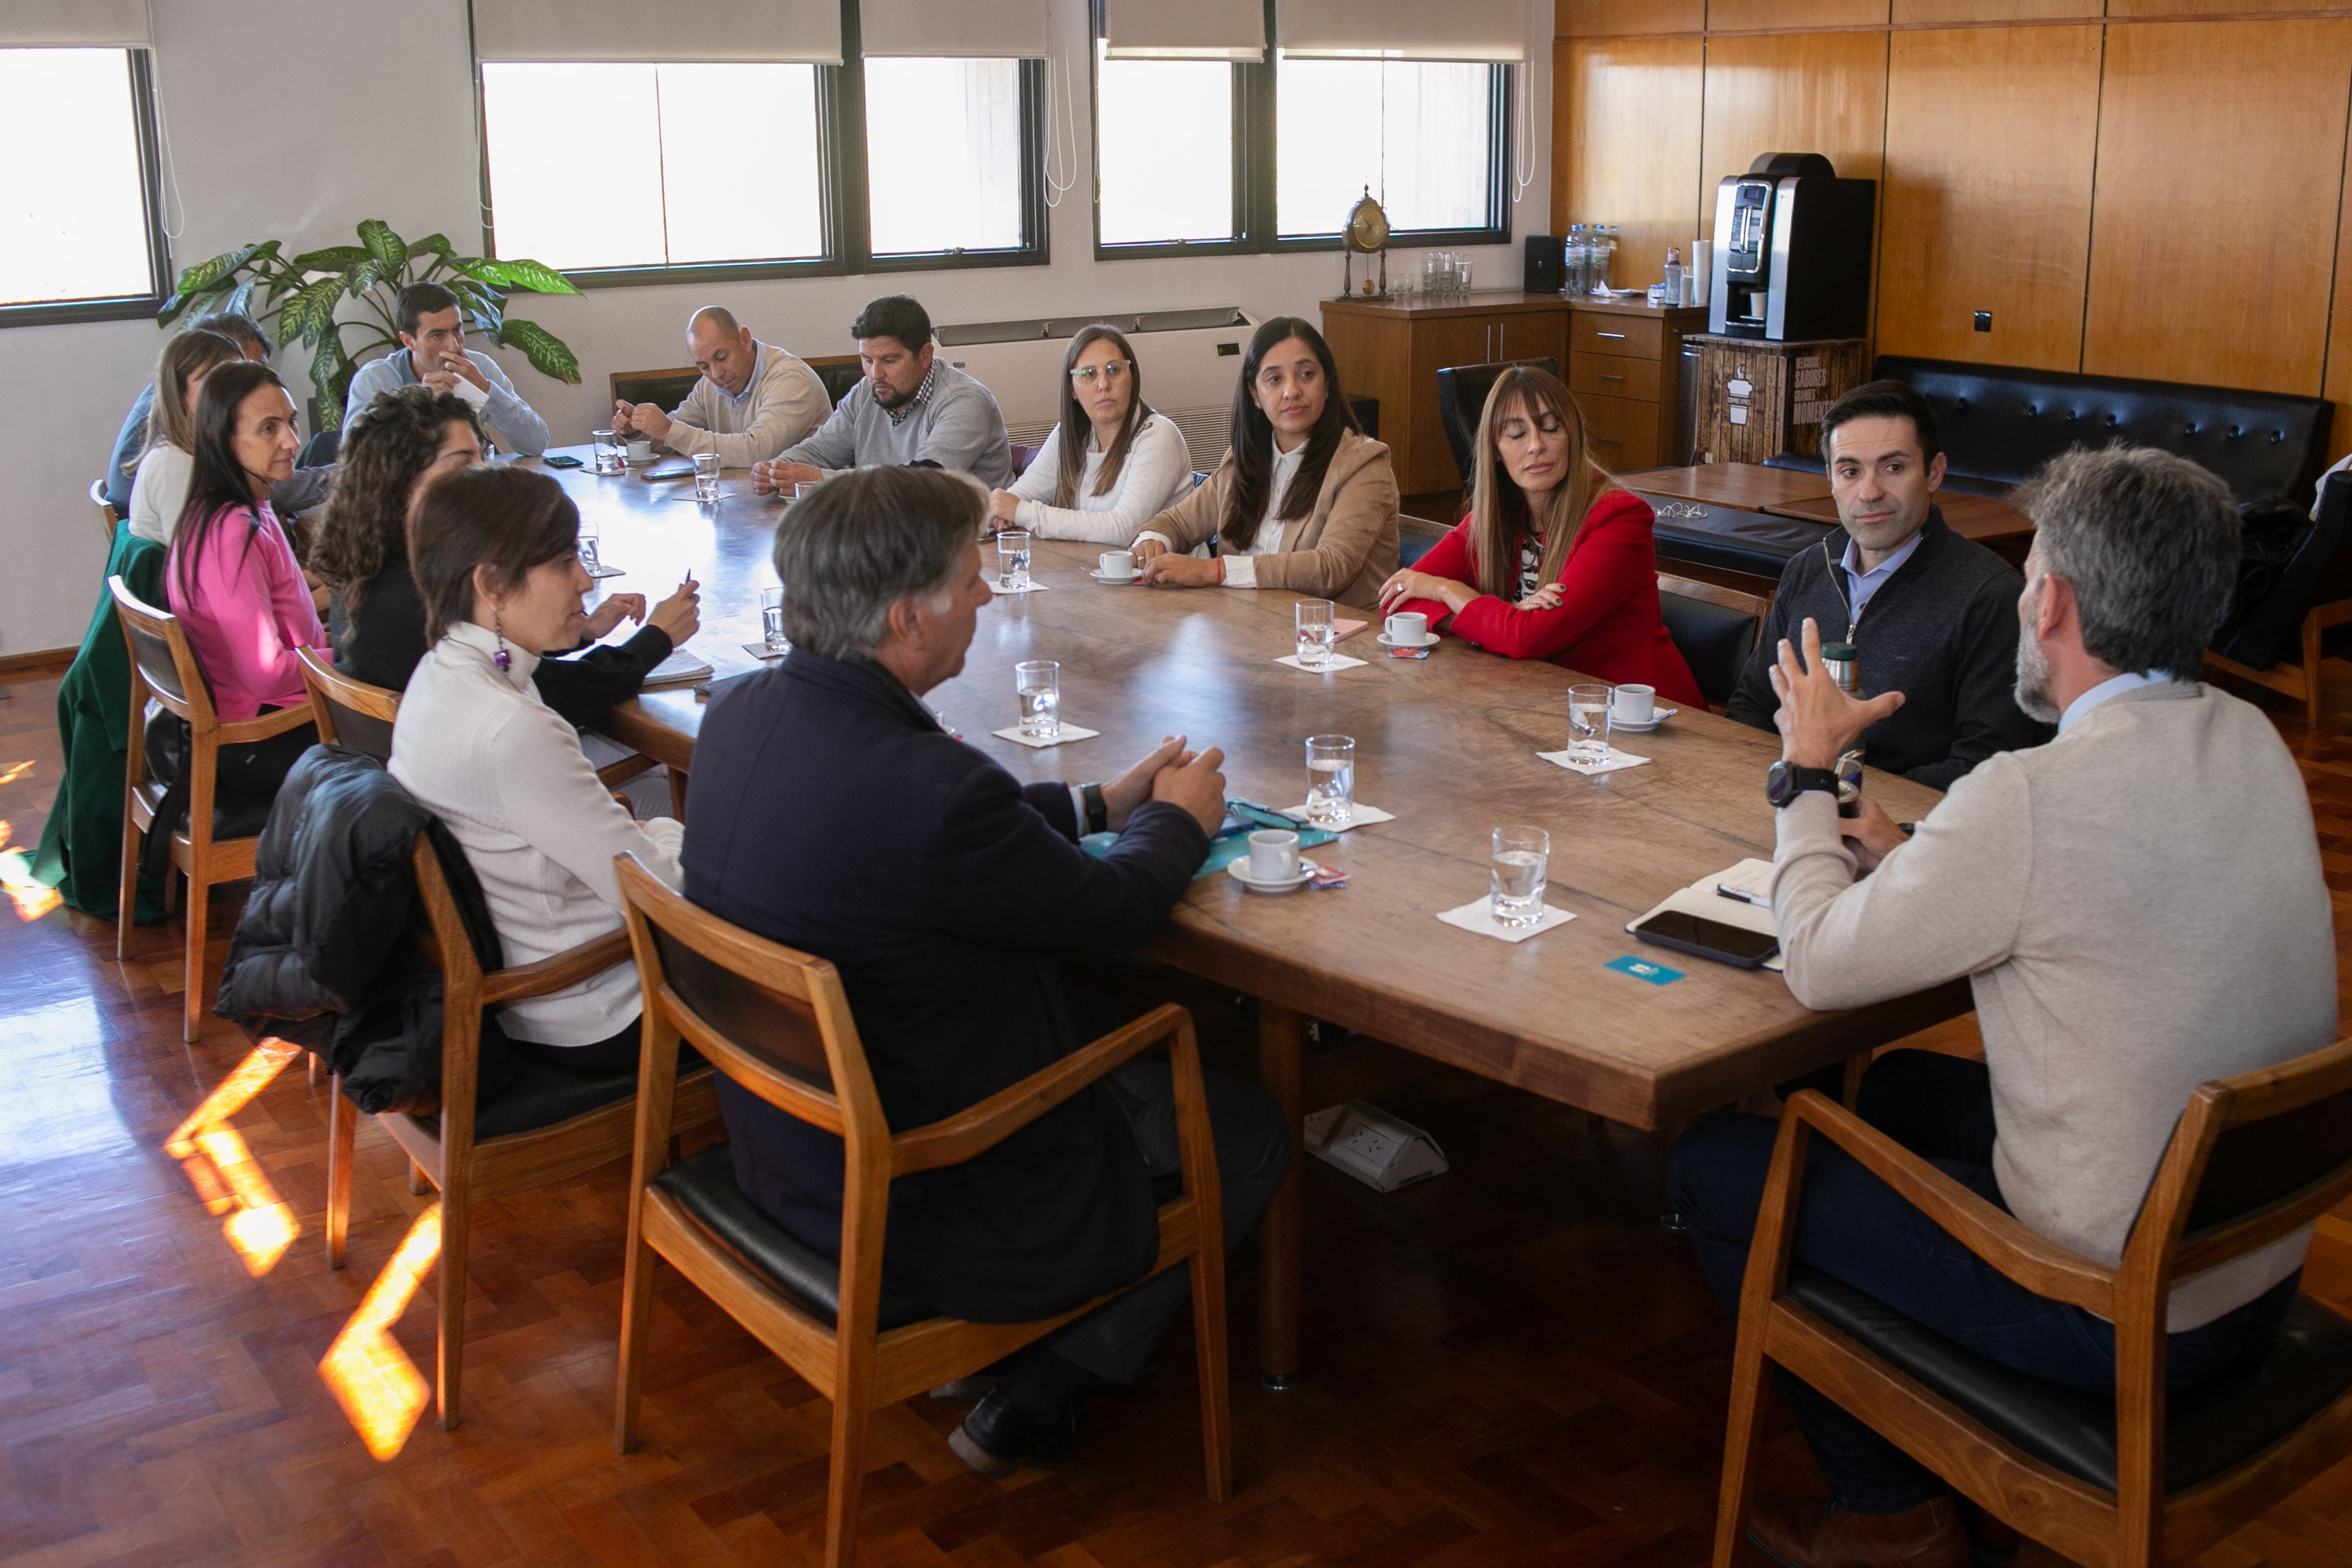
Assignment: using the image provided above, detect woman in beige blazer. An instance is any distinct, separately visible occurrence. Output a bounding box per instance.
[1131,317,1399,608]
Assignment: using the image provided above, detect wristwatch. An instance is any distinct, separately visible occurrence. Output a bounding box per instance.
[1764,760,1841,808]
[1081,782,1109,836]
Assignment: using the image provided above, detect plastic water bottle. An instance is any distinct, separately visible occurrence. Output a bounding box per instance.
[1595,227,1618,292]
[1662,245,1682,306]
[1563,226,1588,296]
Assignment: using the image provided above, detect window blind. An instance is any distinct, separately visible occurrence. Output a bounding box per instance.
[1276,0,1524,63]
[3,0,149,48]
[1102,0,1265,62]
[858,0,1051,59]
[471,0,843,64]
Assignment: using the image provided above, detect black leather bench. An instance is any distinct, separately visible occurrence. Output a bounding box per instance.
[1627,492,1831,583]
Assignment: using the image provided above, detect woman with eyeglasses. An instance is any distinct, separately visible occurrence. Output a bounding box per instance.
[987,326,1193,543]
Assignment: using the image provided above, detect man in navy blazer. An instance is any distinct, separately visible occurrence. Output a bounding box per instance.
[681,465,1288,1476]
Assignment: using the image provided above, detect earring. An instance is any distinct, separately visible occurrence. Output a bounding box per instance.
[493,608,512,672]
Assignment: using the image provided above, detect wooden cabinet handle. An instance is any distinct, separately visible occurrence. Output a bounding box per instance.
[1599,372,1624,381]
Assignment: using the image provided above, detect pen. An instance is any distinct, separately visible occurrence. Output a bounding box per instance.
[1716,884,1769,908]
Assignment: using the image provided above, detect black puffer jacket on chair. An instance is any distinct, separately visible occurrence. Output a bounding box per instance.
[215,745,513,1114]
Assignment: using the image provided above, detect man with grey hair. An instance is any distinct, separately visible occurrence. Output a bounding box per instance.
[1666,445,2336,1568]
[610,304,829,466]
[680,466,1289,1479]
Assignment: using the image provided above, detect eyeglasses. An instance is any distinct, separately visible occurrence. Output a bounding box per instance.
[1070,361,1131,388]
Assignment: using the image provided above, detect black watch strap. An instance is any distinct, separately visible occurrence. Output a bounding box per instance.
[1082,782,1109,836]
[1766,762,1842,808]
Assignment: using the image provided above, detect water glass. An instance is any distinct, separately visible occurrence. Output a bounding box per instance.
[1294,598,1336,668]
[591,430,621,474]
[792,481,822,503]
[1305,735,1356,828]
[1490,826,1551,927]
[692,452,721,503]
[577,521,602,575]
[996,529,1033,591]
[1567,683,1613,765]
[1015,659,1060,739]
[760,586,788,655]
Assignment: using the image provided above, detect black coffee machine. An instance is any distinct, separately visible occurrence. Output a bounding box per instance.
[1706,152,1875,341]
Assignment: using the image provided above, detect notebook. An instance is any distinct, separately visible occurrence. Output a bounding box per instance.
[641,648,715,688]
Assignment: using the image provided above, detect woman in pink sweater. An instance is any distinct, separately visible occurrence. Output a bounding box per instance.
[163,361,325,800]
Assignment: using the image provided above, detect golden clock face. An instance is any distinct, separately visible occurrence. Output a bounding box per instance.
[1345,193,1390,253]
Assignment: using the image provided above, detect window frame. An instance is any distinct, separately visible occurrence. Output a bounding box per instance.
[0,47,172,330]
[470,1,1050,291]
[1087,0,1515,263]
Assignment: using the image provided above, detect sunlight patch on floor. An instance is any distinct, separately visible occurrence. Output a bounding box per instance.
[320,1203,441,1461]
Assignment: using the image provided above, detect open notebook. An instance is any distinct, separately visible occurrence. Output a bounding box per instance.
[1625,857,1786,973]
[640,648,715,688]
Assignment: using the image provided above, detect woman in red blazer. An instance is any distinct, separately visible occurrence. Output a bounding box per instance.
[1377,365,1705,710]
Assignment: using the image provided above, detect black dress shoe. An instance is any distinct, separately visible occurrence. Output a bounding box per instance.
[948,1385,1080,1477]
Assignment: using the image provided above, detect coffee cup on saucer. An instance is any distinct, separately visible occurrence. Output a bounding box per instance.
[1612,684,1656,725]
[1384,611,1429,645]
[626,438,655,466]
[1098,550,1137,579]
[1247,829,1301,883]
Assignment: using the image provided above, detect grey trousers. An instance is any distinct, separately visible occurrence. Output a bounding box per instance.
[1039,1060,1290,1385]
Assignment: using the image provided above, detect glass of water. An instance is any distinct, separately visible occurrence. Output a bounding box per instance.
[1490,826,1550,927]
[1305,735,1356,828]
[692,452,721,502]
[576,519,603,575]
[591,429,621,474]
[760,586,788,655]
[1294,598,1335,668]
[1567,683,1613,765]
[996,529,1032,590]
[1015,659,1060,739]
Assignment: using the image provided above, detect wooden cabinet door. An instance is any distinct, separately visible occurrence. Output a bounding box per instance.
[1497,310,1568,374]
[1404,316,1501,492]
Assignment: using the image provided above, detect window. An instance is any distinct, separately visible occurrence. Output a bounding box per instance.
[863,58,1029,257]
[1276,58,1497,240]
[0,48,163,323]
[1096,49,1234,248]
[481,63,825,273]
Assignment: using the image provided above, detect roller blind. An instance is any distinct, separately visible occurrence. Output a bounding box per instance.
[3,0,150,47]
[1277,0,1524,63]
[473,0,843,64]
[859,0,1051,59]
[1103,0,1265,61]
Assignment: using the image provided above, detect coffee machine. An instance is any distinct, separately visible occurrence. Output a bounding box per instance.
[1707,152,1875,341]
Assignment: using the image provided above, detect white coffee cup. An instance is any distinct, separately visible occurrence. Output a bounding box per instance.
[626,438,655,465]
[1613,683,1656,724]
[1247,829,1300,883]
[1099,550,1137,578]
[1385,611,1428,644]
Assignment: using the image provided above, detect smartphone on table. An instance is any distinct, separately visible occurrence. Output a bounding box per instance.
[1630,909,1780,969]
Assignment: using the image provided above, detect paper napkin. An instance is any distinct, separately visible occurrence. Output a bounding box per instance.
[1436,898,1576,943]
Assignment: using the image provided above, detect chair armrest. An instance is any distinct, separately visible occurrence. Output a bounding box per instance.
[891,1004,1190,1177]
[1780,1091,2118,1316]
[216,702,318,746]
[479,927,633,1006]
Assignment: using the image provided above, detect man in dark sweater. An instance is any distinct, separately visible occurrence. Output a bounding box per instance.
[1723,383,2049,788]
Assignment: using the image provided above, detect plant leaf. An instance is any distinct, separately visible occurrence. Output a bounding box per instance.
[407,233,452,257]
[280,274,347,350]
[310,339,356,431]
[495,318,580,384]
[342,259,384,299]
[163,243,263,308]
[466,256,581,296]
[223,278,259,321]
[291,244,368,274]
[357,219,408,274]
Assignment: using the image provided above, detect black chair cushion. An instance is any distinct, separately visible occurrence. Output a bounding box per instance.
[611,372,702,412]
[1660,590,1761,707]
[1436,358,1560,490]
[654,1143,935,1331]
[1632,493,1833,581]
[1788,1266,2352,1493]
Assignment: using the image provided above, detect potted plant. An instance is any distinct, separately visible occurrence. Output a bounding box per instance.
[158,219,583,430]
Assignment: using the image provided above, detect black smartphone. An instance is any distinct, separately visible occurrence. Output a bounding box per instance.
[543,453,584,469]
[1631,909,1780,969]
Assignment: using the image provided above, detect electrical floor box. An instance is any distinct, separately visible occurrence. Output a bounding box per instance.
[1302,1102,1450,1192]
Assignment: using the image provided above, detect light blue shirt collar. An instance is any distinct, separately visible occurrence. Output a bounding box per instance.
[1838,528,1926,620]
[2057,669,2172,735]
[722,342,765,407]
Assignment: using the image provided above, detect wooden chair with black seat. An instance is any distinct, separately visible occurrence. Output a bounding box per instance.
[90,477,119,549]
[110,575,314,1042]
[322,830,722,1430]
[1711,1038,2352,1568]
[1657,573,1770,709]
[297,646,399,763]
[608,852,1233,1568]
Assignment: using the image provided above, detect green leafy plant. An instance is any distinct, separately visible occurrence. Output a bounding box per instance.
[157,219,584,431]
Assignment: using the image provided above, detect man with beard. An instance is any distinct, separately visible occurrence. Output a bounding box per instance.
[1724,381,2047,787]
[1666,445,2336,1568]
[752,293,1013,490]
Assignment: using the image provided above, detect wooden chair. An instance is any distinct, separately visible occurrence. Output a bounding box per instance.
[808,353,865,408]
[90,477,119,549]
[111,575,314,1041]
[297,647,399,762]
[1658,573,1772,709]
[610,853,1233,1568]
[1711,1041,2352,1568]
[1399,512,1452,568]
[324,830,720,1429]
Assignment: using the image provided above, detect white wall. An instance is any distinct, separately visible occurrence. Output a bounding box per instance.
[1,0,1550,657]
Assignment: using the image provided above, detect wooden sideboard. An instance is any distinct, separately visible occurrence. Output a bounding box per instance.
[1320,291,1705,493]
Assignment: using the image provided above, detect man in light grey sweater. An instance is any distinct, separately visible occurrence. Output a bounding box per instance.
[610,305,829,466]
[1670,445,2336,1568]
[751,293,1011,490]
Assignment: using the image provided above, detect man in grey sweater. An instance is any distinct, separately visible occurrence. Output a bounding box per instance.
[752,294,1012,491]
[1671,445,2336,1568]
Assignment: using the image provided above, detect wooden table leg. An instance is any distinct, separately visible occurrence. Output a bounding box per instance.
[1257,1001,1303,1393]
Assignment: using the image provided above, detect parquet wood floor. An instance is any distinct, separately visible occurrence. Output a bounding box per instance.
[2,662,2350,1568]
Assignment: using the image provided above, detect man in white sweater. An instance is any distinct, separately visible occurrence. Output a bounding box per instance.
[1669,445,2337,1568]
[611,305,830,467]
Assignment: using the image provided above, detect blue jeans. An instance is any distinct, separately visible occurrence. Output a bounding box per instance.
[1668,1051,2300,1513]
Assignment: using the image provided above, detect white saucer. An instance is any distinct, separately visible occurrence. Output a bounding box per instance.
[1087,569,1141,584]
[1608,705,1679,734]
[1376,631,1439,649]
[1228,857,1316,893]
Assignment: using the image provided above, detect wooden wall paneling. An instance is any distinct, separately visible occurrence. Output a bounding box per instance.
[1705,0,1888,29]
[1556,0,1704,37]
[2108,0,2342,16]
[1563,38,1706,291]
[1698,31,1890,247]
[1892,0,2099,18]
[2321,100,2352,465]
[1875,25,2100,372]
[1552,41,1574,235]
[2082,18,2352,396]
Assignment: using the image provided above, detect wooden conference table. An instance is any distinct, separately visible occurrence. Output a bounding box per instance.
[533,448,1969,1385]
[1623,462,2035,557]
